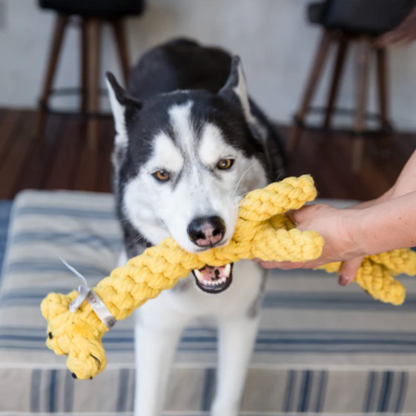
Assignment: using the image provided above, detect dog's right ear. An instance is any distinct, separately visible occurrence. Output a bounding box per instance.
[105,72,142,149]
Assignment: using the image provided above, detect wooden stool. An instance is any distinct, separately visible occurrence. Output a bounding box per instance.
[34,0,146,149]
[288,0,415,171]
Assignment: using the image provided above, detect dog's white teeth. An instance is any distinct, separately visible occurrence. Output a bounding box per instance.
[224,264,231,277]
[194,269,204,282]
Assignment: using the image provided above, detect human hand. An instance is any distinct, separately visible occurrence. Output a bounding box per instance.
[255,204,365,286]
[259,150,416,284]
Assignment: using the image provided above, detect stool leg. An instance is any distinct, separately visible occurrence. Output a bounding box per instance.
[80,18,89,113]
[376,47,391,153]
[323,35,349,129]
[111,19,130,85]
[86,18,101,150]
[352,37,371,172]
[287,31,332,153]
[34,14,68,140]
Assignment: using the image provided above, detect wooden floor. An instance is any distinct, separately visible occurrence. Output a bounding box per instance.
[0,108,415,201]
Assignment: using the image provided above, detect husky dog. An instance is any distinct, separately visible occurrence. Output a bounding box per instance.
[106,39,285,416]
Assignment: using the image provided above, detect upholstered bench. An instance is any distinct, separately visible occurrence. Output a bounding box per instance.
[1,190,416,415]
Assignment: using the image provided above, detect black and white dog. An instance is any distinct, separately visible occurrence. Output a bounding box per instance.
[106,39,285,416]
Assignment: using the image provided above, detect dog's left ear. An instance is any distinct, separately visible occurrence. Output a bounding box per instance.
[219,56,253,122]
[105,72,142,149]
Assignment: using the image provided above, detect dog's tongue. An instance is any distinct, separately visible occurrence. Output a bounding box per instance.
[194,264,232,285]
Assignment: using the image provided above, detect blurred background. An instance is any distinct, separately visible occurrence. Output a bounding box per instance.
[1,1,416,414]
[0,0,415,201]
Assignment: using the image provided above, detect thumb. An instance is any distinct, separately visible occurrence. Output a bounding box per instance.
[338,256,364,286]
[287,204,328,226]
[286,205,310,225]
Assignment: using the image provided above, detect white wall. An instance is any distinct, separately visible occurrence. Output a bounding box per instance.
[1,0,416,129]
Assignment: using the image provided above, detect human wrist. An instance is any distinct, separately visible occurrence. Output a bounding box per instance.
[340,208,367,258]
[379,187,395,203]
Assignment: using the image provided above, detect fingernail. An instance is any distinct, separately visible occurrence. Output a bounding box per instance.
[339,275,350,286]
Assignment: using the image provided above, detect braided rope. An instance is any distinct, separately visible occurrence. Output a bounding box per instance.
[41,175,416,379]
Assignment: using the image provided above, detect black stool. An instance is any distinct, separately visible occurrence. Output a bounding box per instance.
[34,0,146,149]
[288,0,416,171]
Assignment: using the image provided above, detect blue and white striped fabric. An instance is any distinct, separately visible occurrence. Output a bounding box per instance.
[1,190,416,415]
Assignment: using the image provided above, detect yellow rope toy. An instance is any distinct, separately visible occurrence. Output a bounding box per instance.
[40,175,416,379]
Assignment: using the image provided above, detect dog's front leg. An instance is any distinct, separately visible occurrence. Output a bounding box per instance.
[134,320,185,416]
[211,316,259,416]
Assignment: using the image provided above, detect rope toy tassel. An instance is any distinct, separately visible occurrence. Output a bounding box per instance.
[41,175,416,379]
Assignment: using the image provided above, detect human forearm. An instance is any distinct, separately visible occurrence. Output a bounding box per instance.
[352,191,416,256]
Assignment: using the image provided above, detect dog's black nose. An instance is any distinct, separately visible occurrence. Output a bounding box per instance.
[187,216,226,247]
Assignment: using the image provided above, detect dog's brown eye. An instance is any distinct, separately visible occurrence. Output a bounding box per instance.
[217,159,234,170]
[153,170,170,182]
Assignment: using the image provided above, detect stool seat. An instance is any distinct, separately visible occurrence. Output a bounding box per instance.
[39,0,146,17]
[308,0,416,36]
[307,2,326,25]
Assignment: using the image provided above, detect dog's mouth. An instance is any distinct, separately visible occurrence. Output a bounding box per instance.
[192,263,234,294]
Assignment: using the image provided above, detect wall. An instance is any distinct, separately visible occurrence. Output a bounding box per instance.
[0,0,416,129]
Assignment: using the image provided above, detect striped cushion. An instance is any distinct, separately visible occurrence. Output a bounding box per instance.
[1,190,416,414]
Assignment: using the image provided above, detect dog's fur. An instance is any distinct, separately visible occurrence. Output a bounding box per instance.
[106,39,285,416]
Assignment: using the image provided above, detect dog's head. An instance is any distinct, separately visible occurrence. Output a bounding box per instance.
[107,57,268,293]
